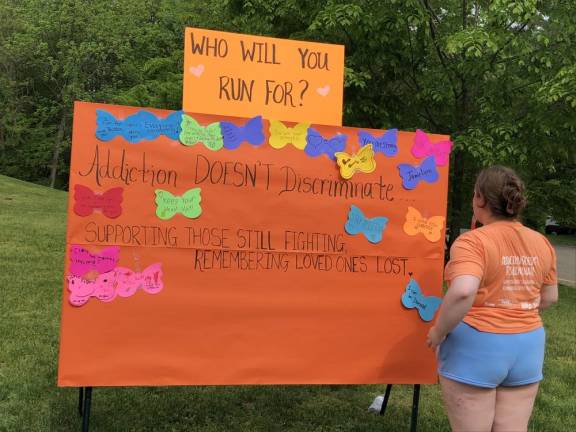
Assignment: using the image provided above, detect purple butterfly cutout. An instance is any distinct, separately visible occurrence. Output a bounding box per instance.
[358,129,398,157]
[397,156,439,190]
[220,116,265,150]
[304,128,347,160]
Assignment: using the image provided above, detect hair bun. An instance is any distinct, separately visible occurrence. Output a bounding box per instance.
[503,183,526,216]
[475,166,527,219]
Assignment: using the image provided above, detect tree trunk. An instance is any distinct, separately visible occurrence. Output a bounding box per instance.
[49,114,66,188]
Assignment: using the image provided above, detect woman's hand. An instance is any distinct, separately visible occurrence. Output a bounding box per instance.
[426,326,446,350]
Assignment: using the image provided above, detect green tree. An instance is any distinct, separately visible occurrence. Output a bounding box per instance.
[226,0,576,239]
[1,0,574,236]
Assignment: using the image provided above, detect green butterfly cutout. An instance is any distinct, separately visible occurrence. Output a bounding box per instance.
[155,188,202,220]
[179,114,223,151]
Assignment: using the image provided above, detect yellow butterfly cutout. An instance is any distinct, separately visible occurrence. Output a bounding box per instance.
[268,120,310,150]
[334,144,377,180]
[403,206,445,242]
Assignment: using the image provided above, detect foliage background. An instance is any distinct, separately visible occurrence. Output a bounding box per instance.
[1,0,575,239]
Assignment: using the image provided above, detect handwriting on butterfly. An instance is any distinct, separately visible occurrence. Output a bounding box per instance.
[95,109,182,143]
[73,184,123,219]
[403,207,445,243]
[155,188,202,220]
[220,116,265,150]
[358,129,398,157]
[67,263,164,307]
[335,144,377,180]
[411,129,452,166]
[397,156,439,190]
[401,276,442,322]
[268,120,310,150]
[344,204,389,244]
[69,245,120,277]
[304,128,347,160]
[179,114,223,150]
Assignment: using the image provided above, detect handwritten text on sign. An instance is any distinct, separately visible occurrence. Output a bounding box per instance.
[58,102,450,387]
[183,27,345,125]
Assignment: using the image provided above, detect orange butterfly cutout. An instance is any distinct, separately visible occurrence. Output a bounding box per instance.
[403,207,445,242]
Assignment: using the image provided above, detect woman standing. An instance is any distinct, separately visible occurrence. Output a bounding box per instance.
[427,166,558,432]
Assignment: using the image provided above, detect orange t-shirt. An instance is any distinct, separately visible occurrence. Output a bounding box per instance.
[445,220,557,333]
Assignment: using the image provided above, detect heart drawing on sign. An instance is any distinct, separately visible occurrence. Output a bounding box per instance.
[189,64,205,77]
[316,85,330,96]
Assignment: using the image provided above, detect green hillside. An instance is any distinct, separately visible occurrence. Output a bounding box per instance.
[0,175,574,431]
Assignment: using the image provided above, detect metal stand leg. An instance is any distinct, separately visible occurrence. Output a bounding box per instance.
[78,387,84,416]
[81,387,92,432]
[379,384,393,416]
[410,384,420,432]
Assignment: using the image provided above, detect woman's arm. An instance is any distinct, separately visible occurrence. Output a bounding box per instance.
[426,275,480,349]
[539,284,559,310]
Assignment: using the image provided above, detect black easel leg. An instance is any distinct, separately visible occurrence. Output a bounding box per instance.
[81,387,92,432]
[78,387,84,416]
[379,384,393,416]
[410,384,420,432]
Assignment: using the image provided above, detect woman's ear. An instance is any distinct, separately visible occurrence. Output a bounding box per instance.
[475,191,487,208]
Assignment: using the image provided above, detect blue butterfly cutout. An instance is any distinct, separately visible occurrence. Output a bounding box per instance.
[95,110,182,143]
[344,205,389,244]
[397,155,439,190]
[401,277,442,322]
[220,116,265,150]
[358,129,398,157]
[304,128,347,160]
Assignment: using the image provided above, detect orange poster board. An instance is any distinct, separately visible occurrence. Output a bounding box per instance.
[183,27,344,125]
[58,102,451,386]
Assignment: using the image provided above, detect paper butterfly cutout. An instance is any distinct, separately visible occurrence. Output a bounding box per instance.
[335,144,377,180]
[179,114,223,151]
[401,276,442,322]
[220,116,265,150]
[304,128,347,160]
[403,207,445,243]
[69,245,120,277]
[155,188,202,220]
[73,184,123,218]
[67,263,163,307]
[344,204,389,244]
[411,129,452,166]
[397,156,439,190]
[95,109,182,143]
[67,273,116,306]
[113,263,164,297]
[268,120,310,150]
[358,129,398,157]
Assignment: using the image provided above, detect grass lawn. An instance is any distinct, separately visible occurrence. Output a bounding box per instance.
[1,174,574,431]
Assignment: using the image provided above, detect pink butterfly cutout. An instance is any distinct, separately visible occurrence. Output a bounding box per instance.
[67,263,164,307]
[69,245,120,277]
[74,184,123,218]
[67,272,117,306]
[411,129,452,166]
[114,263,164,297]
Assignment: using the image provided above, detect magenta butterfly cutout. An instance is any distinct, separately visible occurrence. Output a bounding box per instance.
[73,184,123,218]
[411,129,452,166]
[67,263,164,307]
[69,245,120,277]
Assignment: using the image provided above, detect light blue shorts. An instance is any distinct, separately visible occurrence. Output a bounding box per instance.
[438,322,545,388]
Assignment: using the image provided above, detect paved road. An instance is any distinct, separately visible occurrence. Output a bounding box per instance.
[555,245,576,287]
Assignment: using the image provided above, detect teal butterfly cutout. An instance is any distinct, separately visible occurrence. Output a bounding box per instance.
[401,276,442,322]
[344,204,388,244]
